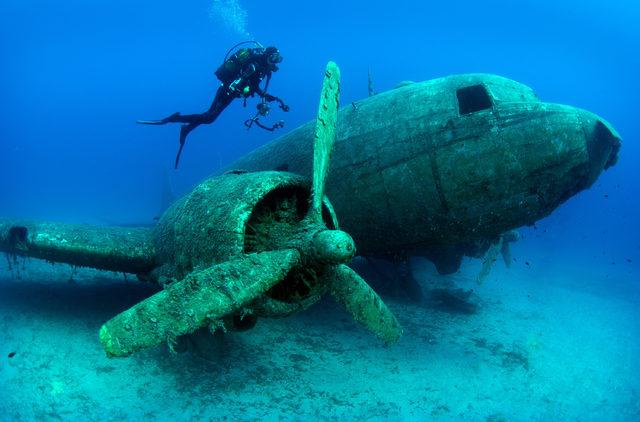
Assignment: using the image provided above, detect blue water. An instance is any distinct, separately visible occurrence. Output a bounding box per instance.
[1,1,638,420]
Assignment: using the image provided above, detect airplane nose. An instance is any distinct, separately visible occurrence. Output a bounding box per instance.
[580,111,621,182]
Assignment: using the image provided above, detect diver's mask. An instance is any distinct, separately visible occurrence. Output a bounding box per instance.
[266,47,282,71]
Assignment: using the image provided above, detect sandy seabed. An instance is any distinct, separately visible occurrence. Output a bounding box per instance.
[1,254,638,421]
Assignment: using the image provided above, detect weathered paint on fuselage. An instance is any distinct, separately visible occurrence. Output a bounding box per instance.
[228,74,620,260]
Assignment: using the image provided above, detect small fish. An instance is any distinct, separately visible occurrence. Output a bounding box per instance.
[8,352,16,358]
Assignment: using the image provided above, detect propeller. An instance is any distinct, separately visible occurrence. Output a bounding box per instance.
[310,62,341,222]
[324,264,402,344]
[100,249,301,357]
[99,61,402,357]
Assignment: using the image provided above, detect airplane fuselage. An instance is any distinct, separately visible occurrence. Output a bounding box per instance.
[228,74,620,268]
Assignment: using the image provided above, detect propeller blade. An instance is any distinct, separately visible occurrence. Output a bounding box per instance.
[99,249,301,357]
[310,61,341,222]
[326,264,402,344]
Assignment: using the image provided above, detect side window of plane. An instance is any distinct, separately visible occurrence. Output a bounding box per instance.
[456,84,493,115]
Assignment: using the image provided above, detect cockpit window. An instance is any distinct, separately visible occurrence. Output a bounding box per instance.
[456,84,493,115]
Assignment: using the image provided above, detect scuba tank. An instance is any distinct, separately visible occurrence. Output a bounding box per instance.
[214,40,264,84]
[215,48,253,84]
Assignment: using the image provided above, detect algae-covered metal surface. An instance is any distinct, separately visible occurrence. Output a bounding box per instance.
[227,74,621,270]
[0,220,156,274]
[152,170,316,281]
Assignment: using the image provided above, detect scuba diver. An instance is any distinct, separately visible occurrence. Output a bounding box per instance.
[137,41,290,169]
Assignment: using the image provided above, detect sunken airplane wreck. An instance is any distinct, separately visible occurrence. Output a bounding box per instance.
[0,70,622,356]
[227,73,621,274]
[0,62,403,357]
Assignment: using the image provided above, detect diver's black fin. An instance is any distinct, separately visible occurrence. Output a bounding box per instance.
[137,112,181,126]
[174,142,185,169]
[174,125,190,169]
[137,119,166,125]
[173,144,184,170]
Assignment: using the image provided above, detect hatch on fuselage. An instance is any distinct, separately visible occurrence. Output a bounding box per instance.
[452,76,540,117]
[456,84,493,115]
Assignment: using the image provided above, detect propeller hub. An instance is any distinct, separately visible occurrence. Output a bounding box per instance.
[311,229,355,265]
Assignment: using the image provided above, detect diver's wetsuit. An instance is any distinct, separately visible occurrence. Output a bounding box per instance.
[169,85,236,143]
[139,46,288,169]
[169,65,285,140]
